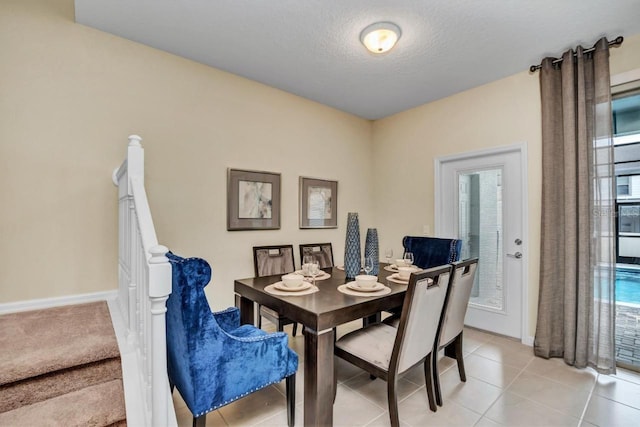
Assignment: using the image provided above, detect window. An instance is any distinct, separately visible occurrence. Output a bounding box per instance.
[617,176,630,196]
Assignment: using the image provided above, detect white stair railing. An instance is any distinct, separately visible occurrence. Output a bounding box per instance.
[112,135,175,427]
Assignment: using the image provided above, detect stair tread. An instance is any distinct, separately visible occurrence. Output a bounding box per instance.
[0,357,123,413]
[0,301,120,385]
[0,379,126,427]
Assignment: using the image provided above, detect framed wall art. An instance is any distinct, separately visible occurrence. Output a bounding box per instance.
[227,168,281,230]
[299,177,338,229]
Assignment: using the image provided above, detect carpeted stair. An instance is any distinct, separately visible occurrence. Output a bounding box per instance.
[0,301,126,426]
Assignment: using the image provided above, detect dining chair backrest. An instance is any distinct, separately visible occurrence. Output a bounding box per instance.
[299,243,334,269]
[402,236,462,269]
[439,258,478,347]
[392,265,453,374]
[253,245,295,277]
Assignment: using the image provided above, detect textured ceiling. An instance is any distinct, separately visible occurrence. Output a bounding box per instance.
[74,0,640,120]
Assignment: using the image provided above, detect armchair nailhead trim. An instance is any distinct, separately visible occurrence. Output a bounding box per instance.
[194,370,297,417]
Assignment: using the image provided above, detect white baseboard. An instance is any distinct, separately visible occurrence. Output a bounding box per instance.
[0,290,118,315]
[522,335,535,347]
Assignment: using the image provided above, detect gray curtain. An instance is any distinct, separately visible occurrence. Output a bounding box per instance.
[534,38,617,374]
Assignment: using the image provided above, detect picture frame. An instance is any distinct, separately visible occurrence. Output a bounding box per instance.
[299,177,338,229]
[227,168,281,231]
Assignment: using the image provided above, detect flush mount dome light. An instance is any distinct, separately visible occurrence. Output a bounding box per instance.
[360,22,401,54]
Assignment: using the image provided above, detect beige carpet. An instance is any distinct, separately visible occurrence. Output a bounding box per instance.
[0,379,126,427]
[0,301,126,425]
[0,357,122,413]
[0,301,120,385]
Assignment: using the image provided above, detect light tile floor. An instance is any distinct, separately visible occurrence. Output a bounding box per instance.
[172,322,640,427]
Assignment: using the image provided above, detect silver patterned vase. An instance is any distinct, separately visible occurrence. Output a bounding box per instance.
[364,228,379,275]
[344,213,361,279]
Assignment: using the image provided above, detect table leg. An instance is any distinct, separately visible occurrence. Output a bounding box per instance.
[362,312,381,328]
[239,295,255,326]
[303,326,335,426]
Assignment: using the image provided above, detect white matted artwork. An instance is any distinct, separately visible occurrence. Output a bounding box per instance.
[238,180,272,219]
[307,186,332,220]
[228,169,280,230]
[299,177,338,228]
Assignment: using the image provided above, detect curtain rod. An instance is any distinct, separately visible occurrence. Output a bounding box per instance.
[529,36,624,73]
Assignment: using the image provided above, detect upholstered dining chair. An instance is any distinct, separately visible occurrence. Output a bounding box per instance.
[402,236,462,269]
[253,245,300,336]
[334,265,454,426]
[299,243,334,269]
[165,252,298,427]
[432,258,478,406]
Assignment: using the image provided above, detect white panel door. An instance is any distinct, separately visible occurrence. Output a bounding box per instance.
[436,145,526,339]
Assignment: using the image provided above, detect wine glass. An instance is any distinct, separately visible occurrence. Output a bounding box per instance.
[363,256,374,276]
[302,254,314,276]
[384,248,394,266]
[403,252,414,267]
[308,259,320,286]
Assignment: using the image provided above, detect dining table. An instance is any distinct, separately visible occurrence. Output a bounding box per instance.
[234,263,411,426]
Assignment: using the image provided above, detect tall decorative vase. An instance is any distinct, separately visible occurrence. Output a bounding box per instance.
[364,228,379,276]
[344,212,361,279]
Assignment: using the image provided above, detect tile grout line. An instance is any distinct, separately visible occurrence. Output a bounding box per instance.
[471,353,536,425]
[577,372,599,426]
[339,379,389,412]
[493,357,587,424]
[413,338,516,425]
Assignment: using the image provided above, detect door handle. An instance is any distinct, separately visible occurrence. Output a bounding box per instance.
[507,252,522,259]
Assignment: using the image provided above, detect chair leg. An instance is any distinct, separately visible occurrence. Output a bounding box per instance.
[293,323,298,336]
[444,332,466,382]
[286,373,296,427]
[455,333,466,382]
[193,414,206,427]
[431,347,443,407]
[387,376,400,427]
[424,352,437,411]
[333,360,338,403]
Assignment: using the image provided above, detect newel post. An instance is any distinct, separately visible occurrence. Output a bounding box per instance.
[126,135,144,180]
[148,245,172,427]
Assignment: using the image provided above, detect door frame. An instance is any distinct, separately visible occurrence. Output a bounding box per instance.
[434,143,530,344]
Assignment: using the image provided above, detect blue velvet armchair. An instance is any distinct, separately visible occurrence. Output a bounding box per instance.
[165,252,298,427]
[402,236,463,269]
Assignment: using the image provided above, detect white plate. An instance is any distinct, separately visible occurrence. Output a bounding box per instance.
[389,273,409,283]
[295,270,329,279]
[347,282,385,292]
[273,281,312,292]
[386,264,419,272]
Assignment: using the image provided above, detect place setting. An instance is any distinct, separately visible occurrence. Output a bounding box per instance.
[338,275,391,296]
[383,251,418,272]
[296,255,331,280]
[265,273,319,296]
[387,269,413,285]
[338,257,391,296]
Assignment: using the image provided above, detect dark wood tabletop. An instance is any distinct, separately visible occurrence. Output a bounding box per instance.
[234,263,408,426]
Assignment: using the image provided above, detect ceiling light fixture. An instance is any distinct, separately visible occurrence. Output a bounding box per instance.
[360,22,401,54]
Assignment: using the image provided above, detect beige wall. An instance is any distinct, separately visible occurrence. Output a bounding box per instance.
[0,0,373,309]
[372,33,640,338]
[3,0,640,331]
